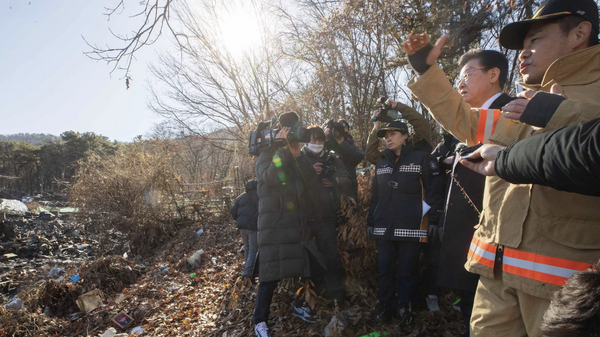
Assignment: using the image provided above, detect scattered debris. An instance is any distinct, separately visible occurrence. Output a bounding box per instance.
[0,199,28,214]
[69,274,81,283]
[0,180,466,336]
[112,312,134,330]
[5,298,22,310]
[187,249,204,268]
[76,289,105,313]
[100,327,128,337]
[47,268,63,277]
[129,325,145,335]
[196,229,204,236]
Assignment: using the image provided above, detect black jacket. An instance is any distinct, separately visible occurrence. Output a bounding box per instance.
[325,135,364,199]
[367,145,443,242]
[301,148,351,221]
[496,118,600,197]
[230,180,259,231]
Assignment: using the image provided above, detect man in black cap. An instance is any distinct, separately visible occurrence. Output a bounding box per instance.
[324,119,364,200]
[402,0,600,335]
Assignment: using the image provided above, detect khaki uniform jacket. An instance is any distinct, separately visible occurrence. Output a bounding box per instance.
[365,103,432,165]
[408,44,600,299]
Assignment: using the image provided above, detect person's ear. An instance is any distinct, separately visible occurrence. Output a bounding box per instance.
[488,67,501,85]
[571,21,593,49]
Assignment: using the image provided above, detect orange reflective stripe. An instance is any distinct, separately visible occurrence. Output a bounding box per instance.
[475,109,501,144]
[476,109,487,144]
[468,249,495,268]
[503,248,594,286]
[468,237,496,268]
[504,249,593,271]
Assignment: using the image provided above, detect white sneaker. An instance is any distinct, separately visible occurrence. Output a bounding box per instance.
[426,294,441,312]
[292,305,318,323]
[254,322,271,337]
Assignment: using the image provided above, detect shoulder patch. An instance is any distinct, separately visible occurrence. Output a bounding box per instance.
[429,161,438,170]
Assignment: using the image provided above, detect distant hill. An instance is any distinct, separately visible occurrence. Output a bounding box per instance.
[0,133,61,146]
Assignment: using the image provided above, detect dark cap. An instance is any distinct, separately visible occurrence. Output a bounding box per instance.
[338,119,350,130]
[377,120,408,138]
[278,112,300,128]
[500,0,599,50]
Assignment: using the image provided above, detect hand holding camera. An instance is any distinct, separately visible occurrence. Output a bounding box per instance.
[371,97,403,123]
[313,162,323,175]
[324,119,347,144]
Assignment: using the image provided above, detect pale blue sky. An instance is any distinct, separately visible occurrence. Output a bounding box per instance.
[0,0,168,142]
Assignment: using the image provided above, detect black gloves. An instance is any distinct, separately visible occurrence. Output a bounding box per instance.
[407,44,434,75]
[367,226,374,239]
[428,224,439,241]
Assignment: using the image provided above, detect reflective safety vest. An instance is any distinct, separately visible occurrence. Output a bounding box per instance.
[475,109,501,145]
[469,237,594,287]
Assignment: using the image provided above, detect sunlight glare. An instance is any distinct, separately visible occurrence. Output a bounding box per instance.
[219,3,264,58]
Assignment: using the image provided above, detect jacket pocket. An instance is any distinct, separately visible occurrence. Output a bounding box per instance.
[532,185,600,249]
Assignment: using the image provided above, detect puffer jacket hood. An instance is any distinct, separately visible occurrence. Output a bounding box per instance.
[245,180,257,192]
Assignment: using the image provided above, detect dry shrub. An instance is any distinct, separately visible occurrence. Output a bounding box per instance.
[36,281,81,317]
[70,141,189,254]
[337,171,378,299]
[79,256,140,294]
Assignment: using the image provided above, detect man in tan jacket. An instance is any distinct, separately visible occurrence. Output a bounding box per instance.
[403,0,600,335]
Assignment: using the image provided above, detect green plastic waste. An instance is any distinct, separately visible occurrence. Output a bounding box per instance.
[359,331,389,337]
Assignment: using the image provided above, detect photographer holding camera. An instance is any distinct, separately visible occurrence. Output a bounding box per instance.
[253,113,324,337]
[301,126,351,313]
[323,119,364,200]
[366,98,432,165]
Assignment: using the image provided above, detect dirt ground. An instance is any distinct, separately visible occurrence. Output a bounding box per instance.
[0,215,466,337]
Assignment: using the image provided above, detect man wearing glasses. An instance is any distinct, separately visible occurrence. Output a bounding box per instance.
[406,48,513,337]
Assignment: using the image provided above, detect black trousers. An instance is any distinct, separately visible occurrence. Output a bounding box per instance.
[424,235,441,296]
[312,219,346,304]
[253,280,307,324]
[377,239,422,310]
[459,289,476,337]
[253,280,278,324]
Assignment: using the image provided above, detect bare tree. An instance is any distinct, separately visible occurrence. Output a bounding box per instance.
[83,0,182,85]
[148,0,299,144]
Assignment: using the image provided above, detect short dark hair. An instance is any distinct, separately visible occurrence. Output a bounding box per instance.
[540,261,600,337]
[547,15,599,47]
[458,50,509,89]
[307,125,325,141]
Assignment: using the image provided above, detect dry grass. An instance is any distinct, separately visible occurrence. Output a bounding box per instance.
[70,141,191,255]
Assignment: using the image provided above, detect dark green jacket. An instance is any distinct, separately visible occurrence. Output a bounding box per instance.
[256,147,321,282]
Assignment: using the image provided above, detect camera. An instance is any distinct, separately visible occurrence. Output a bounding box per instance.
[247,113,310,156]
[319,152,338,179]
[371,97,404,123]
[324,119,347,140]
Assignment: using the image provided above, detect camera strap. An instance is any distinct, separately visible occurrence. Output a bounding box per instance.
[450,155,481,216]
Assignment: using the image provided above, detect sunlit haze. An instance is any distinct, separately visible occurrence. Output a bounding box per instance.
[219,2,264,58]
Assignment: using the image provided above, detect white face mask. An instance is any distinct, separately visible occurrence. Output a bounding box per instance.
[307,143,324,153]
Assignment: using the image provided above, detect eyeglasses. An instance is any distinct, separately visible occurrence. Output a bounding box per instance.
[456,67,488,86]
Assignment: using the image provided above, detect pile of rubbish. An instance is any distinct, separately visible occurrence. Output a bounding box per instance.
[0,182,466,336]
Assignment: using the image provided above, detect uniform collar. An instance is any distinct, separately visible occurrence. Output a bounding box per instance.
[519,44,600,91]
